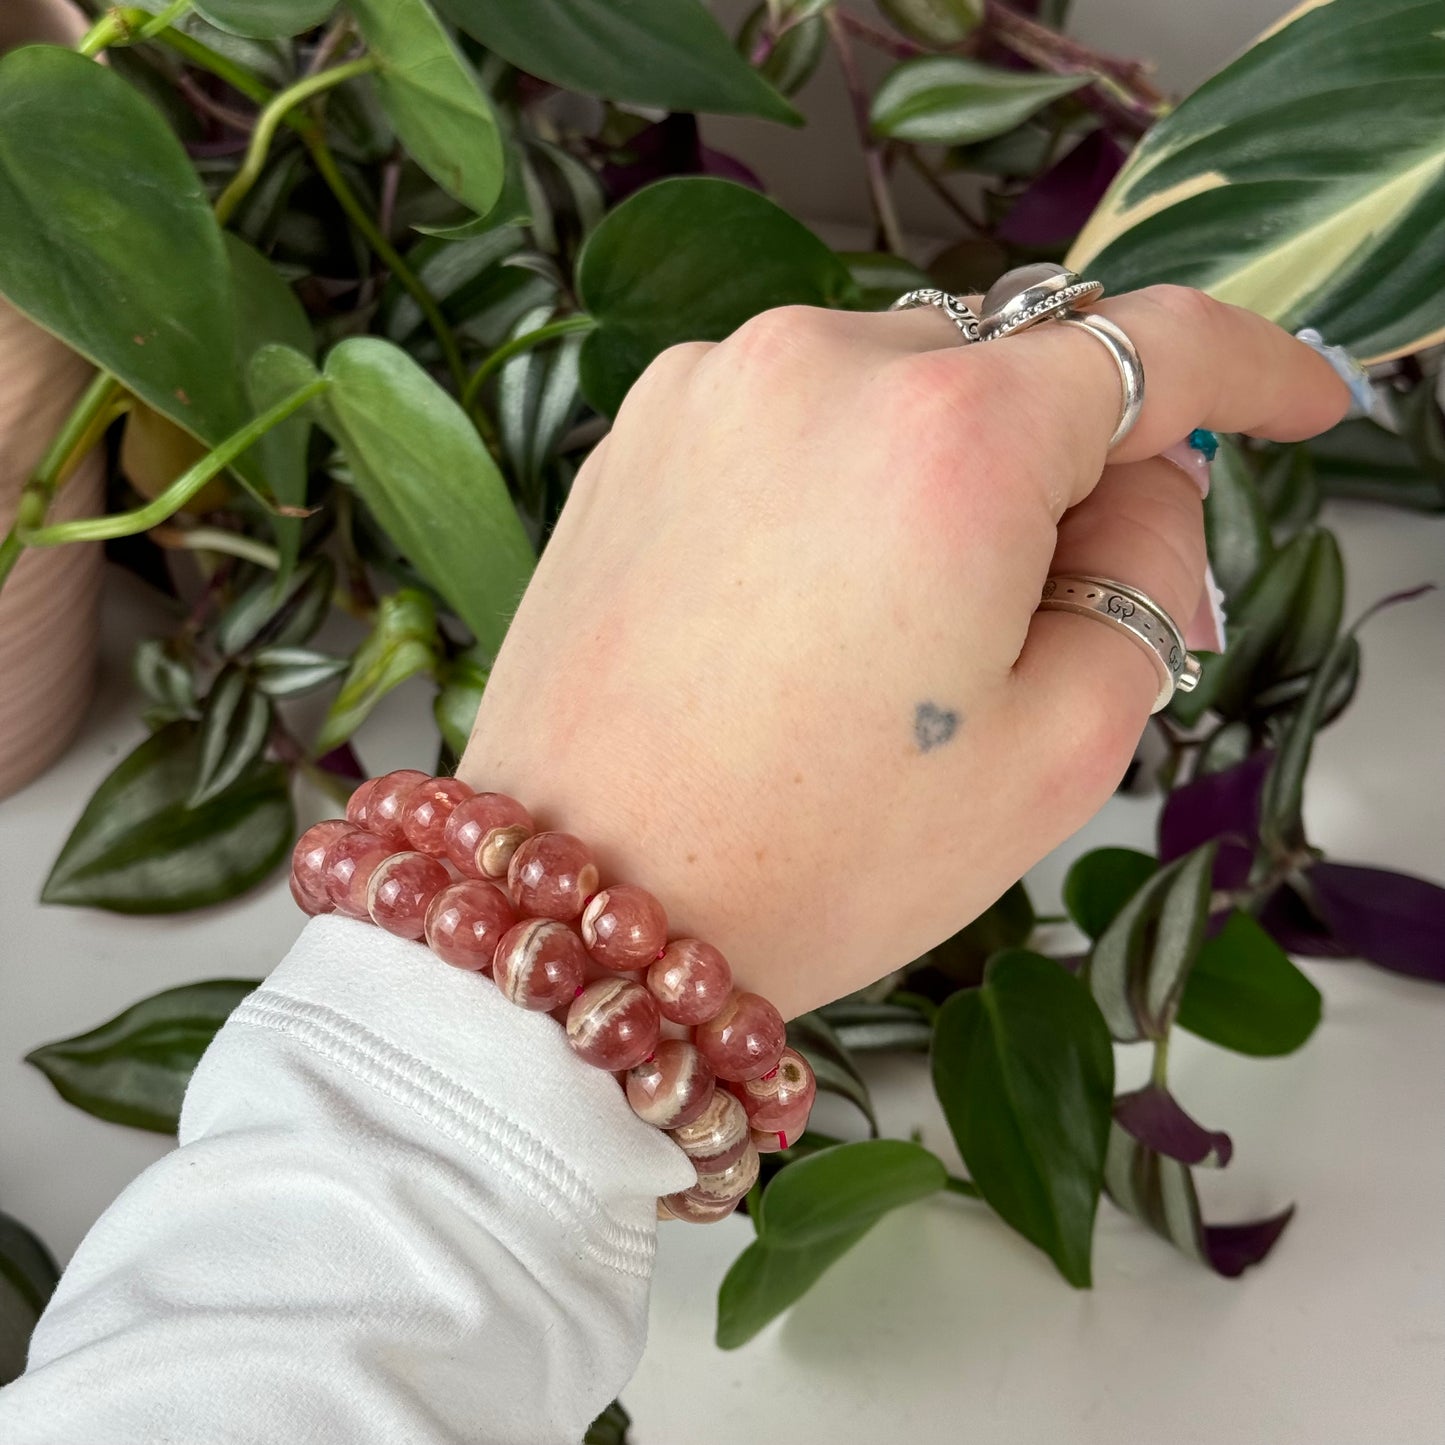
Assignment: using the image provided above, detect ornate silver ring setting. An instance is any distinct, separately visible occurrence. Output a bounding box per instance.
[889,288,981,344]
[1038,573,1201,713]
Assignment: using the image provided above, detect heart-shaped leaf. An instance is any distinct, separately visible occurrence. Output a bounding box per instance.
[0,1211,59,1387]
[1069,0,1445,361]
[1087,844,1216,1043]
[316,587,440,753]
[932,950,1114,1286]
[42,721,294,913]
[26,980,257,1133]
[437,0,798,124]
[347,0,505,219]
[1176,911,1322,1056]
[1104,1124,1293,1277]
[193,0,336,37]
[871,57,1088,145]
[716,1140,945,1348]
[310,338,536,656]
[576,178,856,415]
[1063,847,1157,941]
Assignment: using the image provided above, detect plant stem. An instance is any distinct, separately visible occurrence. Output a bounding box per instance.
[945,1174,982,1200]
[461,315,597,411]
[76,7,138,58]
[303,133,469,396]
[139,0,194,38]
[148,23,274,106]
[151,524,282,569]
[1149,1033,1170,1087]
[213,57,377,225]
[22,379,328,546]
[0,372,125,592]
[902,149,987,235]
[826,8,907,256]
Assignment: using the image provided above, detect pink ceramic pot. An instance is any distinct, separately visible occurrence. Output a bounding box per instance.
[0,0,105,799]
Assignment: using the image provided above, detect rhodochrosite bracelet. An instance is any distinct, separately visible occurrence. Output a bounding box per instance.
[288,770,816,1224]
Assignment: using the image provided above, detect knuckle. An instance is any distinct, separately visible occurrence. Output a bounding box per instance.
[723,304,833,368]
[1139,282,1216,335]
[1058,688,1147,807]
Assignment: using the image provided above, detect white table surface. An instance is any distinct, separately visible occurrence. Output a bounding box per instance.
[2,499,1442,1443]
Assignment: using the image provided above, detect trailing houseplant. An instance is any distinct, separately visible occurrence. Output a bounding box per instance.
[2,0,1443,1386]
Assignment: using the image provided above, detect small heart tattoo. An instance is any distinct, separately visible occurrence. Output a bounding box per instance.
[914,701,959,753]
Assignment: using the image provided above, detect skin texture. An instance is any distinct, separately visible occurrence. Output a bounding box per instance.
[458,286,1349,1018]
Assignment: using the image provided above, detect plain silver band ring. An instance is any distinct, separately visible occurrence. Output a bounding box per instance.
[1056,314,1145,449]
[1038,573,1202,714]
[889,288,981,344]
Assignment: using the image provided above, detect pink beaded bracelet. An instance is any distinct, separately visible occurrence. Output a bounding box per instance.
[289,770,816,1224]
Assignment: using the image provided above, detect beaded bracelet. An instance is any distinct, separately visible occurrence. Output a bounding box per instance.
[288,770,816,1224]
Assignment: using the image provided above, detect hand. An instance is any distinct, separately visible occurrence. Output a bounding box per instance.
[457,286,1349,1018]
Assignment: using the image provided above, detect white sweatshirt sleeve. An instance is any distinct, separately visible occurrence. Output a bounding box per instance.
[0,913,697,1444]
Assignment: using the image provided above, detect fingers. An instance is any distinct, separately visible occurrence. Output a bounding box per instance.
[1006,455,1206,746]
[984,285,1353,494]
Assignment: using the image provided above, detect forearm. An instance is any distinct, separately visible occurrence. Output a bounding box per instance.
[0,914,694,1444]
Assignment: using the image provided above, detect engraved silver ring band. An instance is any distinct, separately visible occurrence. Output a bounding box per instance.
[889,288,981,344]
[1038,574,1201,714]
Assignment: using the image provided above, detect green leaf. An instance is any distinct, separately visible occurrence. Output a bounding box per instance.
[317,337,536,654]
[836,251,930,311]
[1063,847,1157,941]
[25,980,257,1134]
[228,234,315,581]
[190,668,273,807]
[738,5,827,97]
[583,1400,632,1445]
[1087,845,1216,1043]
[932,950,1113,1286]
[193,1,335,37]
[497,305,584,512]
[433,656,489,756]
[907,879,1035,993]
[576,178,856,415]
[1177,912,1322,1057]
[0,47,243,453]
[216,550,334,657]
[1256,445,1321,543]
[871,57,1089,145]
[317,588,439,753]
[0,1210,59,1387]
[877,0,983,49]
[346,0,505,218]
[716,1140,945,1348]
[785,1012,878,1134]
[817,999,933,1053]
[1069,0,1445,362]
[1310,415,1445,512]
[132,638,198,717]
[251,646,350,698]
[1205,439,1274,602]
[42,721,294,913]
[438,0,799,124]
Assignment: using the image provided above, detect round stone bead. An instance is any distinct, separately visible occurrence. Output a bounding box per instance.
[444,792,535,881]
[625,1039,715,1130]
[493,919,589,1011]
[669,1089,749,1174]
[751,1127,788,1154]
[732,1046,815,1131]
[695,991,787,1082]
[290,819,352,915]
[581,883,668,971]
[509,831,598,921]
[360,769,430,846]
[321,830,394,919]
[658,1189,738,1224]
[646,939,732,1025]
[424,880,515,971]
[401,775,473,858]
[686,1143,760,1206]
[367,850,450,940]
[566,978,660,1070]
[344,777,379,830]
[744,1096,811,1152]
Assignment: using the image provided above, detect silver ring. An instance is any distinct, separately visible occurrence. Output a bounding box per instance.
[1056,314,1144,448]
[889,288,980,344]
[977,263,1103,341]
[1038,574,1201,714]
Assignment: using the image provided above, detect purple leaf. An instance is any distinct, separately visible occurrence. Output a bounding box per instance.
[315,743,365,783]
[1159,750,1273,889]
[998,130,1127,248]
[1204,1207,1295,1278]
[1257,880,1350,958]
[1307,863,1445,982]
[1114,1085,1233,1168]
